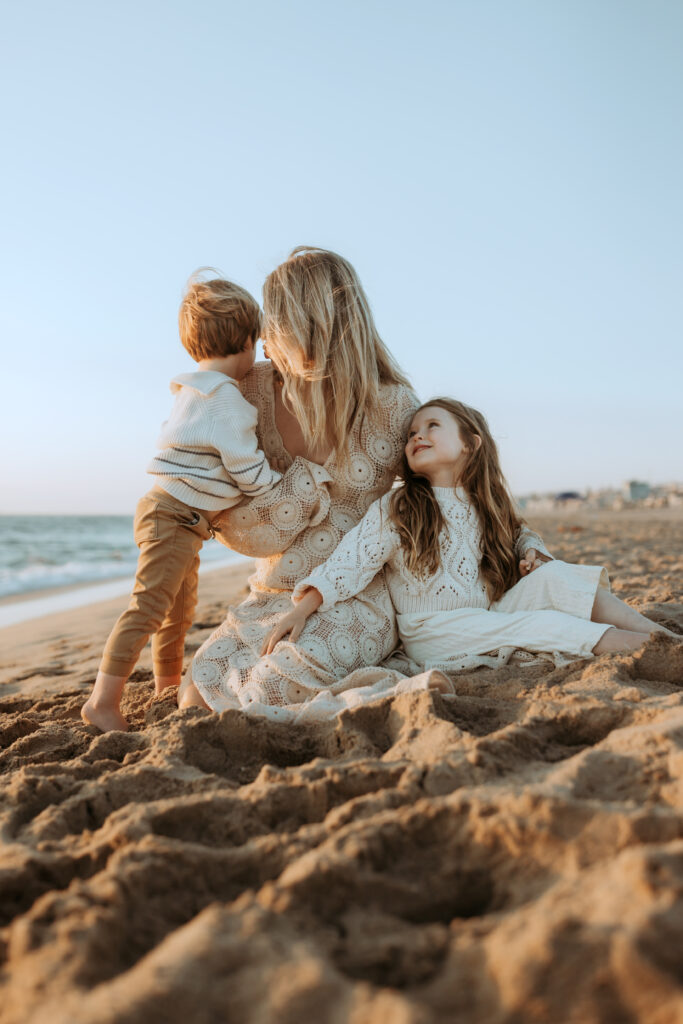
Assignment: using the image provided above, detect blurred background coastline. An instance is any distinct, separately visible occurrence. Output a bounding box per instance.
[2,475,679,628]
[0,515,244,628]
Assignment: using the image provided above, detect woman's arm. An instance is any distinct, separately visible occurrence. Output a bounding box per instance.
[210,456,333,557]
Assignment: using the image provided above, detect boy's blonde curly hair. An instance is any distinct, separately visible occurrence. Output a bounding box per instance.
[179,268,261,361]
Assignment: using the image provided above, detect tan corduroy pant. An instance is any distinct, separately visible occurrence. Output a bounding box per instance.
[100,488,216,678]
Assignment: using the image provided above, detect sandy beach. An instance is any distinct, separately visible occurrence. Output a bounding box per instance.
[0,510,682,1023]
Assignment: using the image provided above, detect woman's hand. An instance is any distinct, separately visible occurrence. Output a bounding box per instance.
[261,588,323,655]
[519,548,553,577]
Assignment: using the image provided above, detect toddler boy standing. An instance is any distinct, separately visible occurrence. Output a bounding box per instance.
[82,273,281,732]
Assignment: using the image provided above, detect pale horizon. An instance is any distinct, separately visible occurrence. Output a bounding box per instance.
[2,461,681,518]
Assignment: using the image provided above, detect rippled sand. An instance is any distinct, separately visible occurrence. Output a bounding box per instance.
[0,511,681,1024]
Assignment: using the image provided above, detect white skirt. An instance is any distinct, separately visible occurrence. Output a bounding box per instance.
[397,560,611,669]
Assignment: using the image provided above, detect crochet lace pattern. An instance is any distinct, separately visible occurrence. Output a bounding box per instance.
[191,363,424,720]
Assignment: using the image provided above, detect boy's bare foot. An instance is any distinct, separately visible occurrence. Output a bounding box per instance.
[81,700,130,732]
[82,670,129,732]
[154,674,182,695]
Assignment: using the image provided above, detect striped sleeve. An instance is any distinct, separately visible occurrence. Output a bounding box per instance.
[209,382,282,496]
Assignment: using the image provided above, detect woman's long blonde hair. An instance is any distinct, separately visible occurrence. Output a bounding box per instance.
[389,398,524,602]
[262,247,411,466]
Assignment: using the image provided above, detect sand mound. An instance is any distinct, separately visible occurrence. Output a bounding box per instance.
[0,513,682,1023]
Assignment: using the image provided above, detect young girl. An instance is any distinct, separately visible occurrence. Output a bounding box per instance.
[263,398,674,670]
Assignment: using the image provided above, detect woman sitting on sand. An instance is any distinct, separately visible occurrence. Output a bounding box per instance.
[262,398,674,671]
[179,248,550,720]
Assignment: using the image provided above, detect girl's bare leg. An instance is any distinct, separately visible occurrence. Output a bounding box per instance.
[592,628,651,654]
[591,589,677,637]
[177,676,210,710]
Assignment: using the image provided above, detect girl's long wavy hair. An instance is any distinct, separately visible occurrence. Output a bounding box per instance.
[262,247,411,467]
[389,398,524,602]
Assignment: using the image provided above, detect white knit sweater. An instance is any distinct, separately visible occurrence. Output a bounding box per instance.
[147,371,281,511]
[293,487,550,614]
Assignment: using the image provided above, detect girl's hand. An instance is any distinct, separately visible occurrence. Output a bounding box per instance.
[261,607,308,655]
[261,588,323,656]
[519,548,552,577]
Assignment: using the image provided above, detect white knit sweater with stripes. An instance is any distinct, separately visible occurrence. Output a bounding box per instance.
[147,371,281,511]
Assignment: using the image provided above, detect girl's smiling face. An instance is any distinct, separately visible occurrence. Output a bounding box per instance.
[406,405,470,486]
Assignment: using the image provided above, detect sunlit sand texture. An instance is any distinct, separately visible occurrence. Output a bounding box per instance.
[0,510,681,1024]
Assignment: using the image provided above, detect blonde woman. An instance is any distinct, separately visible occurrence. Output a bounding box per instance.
[180,248,550,720]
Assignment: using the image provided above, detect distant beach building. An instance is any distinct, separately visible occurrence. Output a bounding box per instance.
[519,494,555,512]
[554,491,585,509]
[587,488,622,509]
[518,480,682,512]
[623,480,650,502]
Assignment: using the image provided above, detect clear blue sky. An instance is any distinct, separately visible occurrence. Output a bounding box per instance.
[1,0,681,514]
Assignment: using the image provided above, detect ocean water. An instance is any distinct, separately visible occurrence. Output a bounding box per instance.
[0,515,239,600]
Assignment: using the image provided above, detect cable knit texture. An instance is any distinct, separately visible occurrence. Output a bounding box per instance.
[294,486,607,671]
[147,371,281,511]
[294,487,548,614]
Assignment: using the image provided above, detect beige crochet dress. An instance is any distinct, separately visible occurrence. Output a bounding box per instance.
[191,363,548,722]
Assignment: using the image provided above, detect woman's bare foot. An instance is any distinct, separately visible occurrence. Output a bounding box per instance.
[426,669,455,694]
[81,700,129,732]
[154,674,181,696]
[177,677,210,710]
